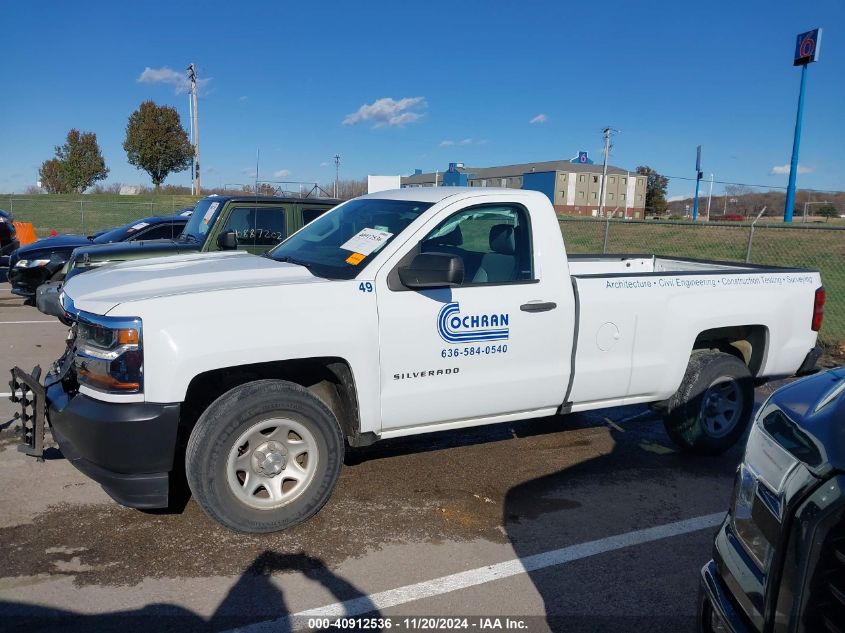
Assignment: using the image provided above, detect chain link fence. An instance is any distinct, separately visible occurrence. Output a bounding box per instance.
[559,217,845,345]
[3,196,200,237]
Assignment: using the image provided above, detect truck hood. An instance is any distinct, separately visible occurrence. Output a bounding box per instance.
[767,366,845,477]
[62,250,322,314]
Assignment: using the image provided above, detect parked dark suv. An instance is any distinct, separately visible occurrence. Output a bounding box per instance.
[699,366,845,633]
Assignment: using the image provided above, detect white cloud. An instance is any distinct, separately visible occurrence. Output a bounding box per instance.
[770,163,812,175]
[667,194,693,202]
[320,161,330,167]
[529,113,548,124]
[343,97,427,127]
[441,138,475,147]
[273,169,291,178]
[137,66,211,94]
[241,167,257,178]
[238,95,248,102]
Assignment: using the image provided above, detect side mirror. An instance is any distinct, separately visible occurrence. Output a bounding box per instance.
[35,282,64,319]
[398,252,464,289]
[217,230,238,250]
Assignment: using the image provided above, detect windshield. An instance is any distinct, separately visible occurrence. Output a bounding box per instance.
[181,198,223,242]
[269,198,433,279]
[92,219,151,244]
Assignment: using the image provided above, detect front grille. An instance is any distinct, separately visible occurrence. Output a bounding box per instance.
[803,510,845,633]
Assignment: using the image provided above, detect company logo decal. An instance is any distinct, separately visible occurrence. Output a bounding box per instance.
[437,302,509,344]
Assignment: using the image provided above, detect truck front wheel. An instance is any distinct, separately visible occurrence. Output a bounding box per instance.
[662,351,754,455]
[185,379,344,533]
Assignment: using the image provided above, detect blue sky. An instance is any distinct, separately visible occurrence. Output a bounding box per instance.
[1,0,843,198]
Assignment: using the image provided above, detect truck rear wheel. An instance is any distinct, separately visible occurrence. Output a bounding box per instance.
[662,351,754,455]
[185,379,344,533]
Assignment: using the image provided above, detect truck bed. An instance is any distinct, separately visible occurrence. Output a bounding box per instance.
[564,253,820,410]
[568,254,778,277]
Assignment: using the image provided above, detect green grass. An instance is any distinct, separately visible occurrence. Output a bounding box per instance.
[560,218,845,345]
[2,194,201,237]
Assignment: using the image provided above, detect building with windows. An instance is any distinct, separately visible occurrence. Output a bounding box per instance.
[401,158,648,218]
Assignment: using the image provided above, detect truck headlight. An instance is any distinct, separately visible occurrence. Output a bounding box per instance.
[730,408,801,570]
[74,315,143,393]
[731,463,774,568]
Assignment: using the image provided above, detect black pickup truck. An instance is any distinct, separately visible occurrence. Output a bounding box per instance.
[700,366,845,633]
[36,194,339,317]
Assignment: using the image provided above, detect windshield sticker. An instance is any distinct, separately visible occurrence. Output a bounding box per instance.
[203,202,219,225]
[346,252,366,265]
[128,222,150,232]
[340,228,393,256]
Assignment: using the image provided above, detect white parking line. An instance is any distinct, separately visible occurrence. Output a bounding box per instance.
[229,512,725,632]
[0,320,61,324]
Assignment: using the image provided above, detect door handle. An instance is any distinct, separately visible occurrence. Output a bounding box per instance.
[520,301,557,313]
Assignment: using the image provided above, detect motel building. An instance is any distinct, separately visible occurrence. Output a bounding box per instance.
[400,153,648,218]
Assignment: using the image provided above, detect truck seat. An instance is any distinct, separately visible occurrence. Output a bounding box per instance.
[472,224,517,283]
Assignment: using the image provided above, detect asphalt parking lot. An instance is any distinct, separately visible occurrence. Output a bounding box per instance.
[0,282,790,632]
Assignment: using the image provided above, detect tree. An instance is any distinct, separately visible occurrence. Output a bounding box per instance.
[38,129,109,193]
[123,101,193,189]
[38,158,68,193]
[817,205,839,222]
[635,166,669,215]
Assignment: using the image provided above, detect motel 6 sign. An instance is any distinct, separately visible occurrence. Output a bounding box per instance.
[794,29,822,66]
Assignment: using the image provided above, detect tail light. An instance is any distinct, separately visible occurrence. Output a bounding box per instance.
[812,287,825,332]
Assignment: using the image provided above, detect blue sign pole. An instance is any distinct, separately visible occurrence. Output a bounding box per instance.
[784,63,808,223]
[692,176,701,222]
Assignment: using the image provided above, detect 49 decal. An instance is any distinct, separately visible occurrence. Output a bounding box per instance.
[437,302,509,344]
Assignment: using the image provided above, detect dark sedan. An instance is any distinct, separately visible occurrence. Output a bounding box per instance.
[8,213,190,301]
[699,366,845,633]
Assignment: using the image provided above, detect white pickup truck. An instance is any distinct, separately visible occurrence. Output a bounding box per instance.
[11,188,825,533]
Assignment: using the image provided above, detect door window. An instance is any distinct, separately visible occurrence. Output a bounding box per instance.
[223,207,286,249]
[133,223,183,240]
[420,204,532,284]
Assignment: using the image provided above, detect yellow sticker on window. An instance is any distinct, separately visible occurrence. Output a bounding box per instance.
[346,252,366,265]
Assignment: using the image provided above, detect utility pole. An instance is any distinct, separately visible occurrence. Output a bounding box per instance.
[333,154,340,198]
[187,64,201,195]
[692,145,703,222]
[706,173,714,221]
[598,127,615,218]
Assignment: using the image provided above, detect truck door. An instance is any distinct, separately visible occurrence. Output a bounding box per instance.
[375,202,572,432]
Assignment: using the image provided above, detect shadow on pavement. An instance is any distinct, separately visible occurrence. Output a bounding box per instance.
[0,550,379,632]
[503,417,741,633]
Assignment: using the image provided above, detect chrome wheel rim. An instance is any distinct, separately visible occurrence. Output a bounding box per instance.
[700,376,742,438]
[226,417,319,510]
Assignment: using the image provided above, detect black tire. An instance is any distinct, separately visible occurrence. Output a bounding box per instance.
[662,351,754,455]
[185,379,344,533]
